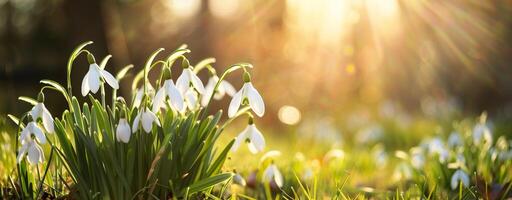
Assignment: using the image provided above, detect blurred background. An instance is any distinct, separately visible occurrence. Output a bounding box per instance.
[1,0,512,132]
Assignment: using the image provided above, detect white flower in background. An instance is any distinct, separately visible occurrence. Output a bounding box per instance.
[428,137,449,163]
[116,118,131,143]
[323,149,345,163]
[176,67,205,95]
[262,164,283,187]
[228,73,264,118]
[153,79,185,113]
[133,84,155,108]
[232,120,265,154]
[81,54,119,96]
[184,88,199,111]
[392,162,412,181]
[450,169,470,190]
[448,132,463,148]
[17,122,46,164]
[30,95,54,133]
[233,173,247,186]
[473,123,492,145]
[201,75,236,106]
[132,108,161,133]
[410,148,425,169]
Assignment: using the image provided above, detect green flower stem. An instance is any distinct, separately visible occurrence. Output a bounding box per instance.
[66,41,93,96]
[101,83,106,108]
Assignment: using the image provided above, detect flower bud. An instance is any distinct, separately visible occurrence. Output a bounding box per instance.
[87,53,96,64]
[37,92,45,102]
[243,71,251,83]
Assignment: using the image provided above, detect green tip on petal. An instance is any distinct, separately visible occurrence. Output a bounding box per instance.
[37,92,45,102]
[243,71,251,83]
[87,53,96,64]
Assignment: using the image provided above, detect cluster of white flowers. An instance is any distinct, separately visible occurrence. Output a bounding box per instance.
[17,93,54,165]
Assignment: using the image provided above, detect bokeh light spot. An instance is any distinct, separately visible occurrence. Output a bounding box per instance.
[278,105,301,125]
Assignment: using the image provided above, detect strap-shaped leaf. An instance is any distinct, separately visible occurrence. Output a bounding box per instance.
[40,79,72,110]
[18,96,38,106]
[186,172,233,195]
[116,64,134,81]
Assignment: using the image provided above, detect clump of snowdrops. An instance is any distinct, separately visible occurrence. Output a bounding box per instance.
[7,41,267,199]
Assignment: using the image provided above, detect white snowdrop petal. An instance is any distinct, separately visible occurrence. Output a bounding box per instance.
[42,106,54,133]
[148,110,161,127]
[81,72,90,96]
[152,88,167,113]
[133,89,143,108]
[272,165,284,187]
[116,119,131,143]
[176,71,190,94]
[187,69,205,94]
[231,126,250,152]
[246,83,265,117]
[28,143,43,164]
[141,112,154,133]
[17,144,28,163]
[262,165,274,183]
[248,125,265,154]
[166,82,185,112]
[228,90,243,118]
[100,69,119,89]
[30,123,47,144]
[185,90,198,110]
[88,68,101,94]
[30,104,42,119]
[221,80,237,96]
[132,113,141,133]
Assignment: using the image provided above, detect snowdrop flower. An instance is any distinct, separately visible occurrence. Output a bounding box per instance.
[392,162,412,181]
[17,122,46,164]
[410,148,425,169]
[184,88,199,111]
[233,173,247,186]
[450,169,470,190]
[262,164,283,188]
[201,75,236,106]
[30,92,54,133]
[152,69,185,113]
[473,123,492,145]
[228,72,264,118]
[448,132,463,148]
[116,118,131,143]
[428,137,449,163]
[176,59,205,95]
[232,117,265,154]
[132,108,161,133]
[81,53,119,96]
[323,149,345,163]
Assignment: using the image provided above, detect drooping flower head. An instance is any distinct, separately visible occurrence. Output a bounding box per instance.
[81,53,119,96]
[116,110,132,143]
[231,116,265,154]
[201,75,236,106]
[228,72,264,118]
[262,164,283,188]
[152,68,185,113]
[30,92,54,133]
[450,169,470,190]
[133,96,161,133]
[17,121,46,164]
[176,58,205,95]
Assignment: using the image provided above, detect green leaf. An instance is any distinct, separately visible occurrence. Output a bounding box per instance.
[18,96,38,106]
[193,58,216,74]
[99,54,112,69]
[116,64,134,81]
[186,172,234,195]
